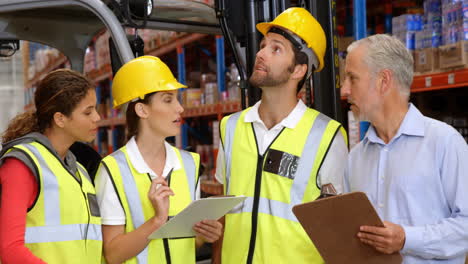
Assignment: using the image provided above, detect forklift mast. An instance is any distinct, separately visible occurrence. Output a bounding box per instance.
[216,0,342,122]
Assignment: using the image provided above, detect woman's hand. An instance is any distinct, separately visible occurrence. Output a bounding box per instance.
[194,219,223,245]
[147,177,174,223]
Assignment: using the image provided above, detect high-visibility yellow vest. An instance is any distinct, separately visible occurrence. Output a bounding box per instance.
[100,145,200,264]
[220,107,347,264]
[9,141,102,264]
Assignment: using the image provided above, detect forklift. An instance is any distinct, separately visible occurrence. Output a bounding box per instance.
[0,0,342,262]
[0,0,342,121]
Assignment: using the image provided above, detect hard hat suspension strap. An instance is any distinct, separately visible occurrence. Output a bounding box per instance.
[268,27,318,78]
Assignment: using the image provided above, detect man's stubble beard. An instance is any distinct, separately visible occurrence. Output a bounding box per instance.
[249,64,294,88]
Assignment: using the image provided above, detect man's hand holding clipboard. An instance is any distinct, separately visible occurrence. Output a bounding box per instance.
[292,189,403,264]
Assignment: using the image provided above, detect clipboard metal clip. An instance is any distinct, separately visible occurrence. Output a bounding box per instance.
[317,183,337,199]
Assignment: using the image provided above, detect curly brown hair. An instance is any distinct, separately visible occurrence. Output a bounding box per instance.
[2,69,93,143]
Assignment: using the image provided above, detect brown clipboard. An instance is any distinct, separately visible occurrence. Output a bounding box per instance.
[292,192,403,264]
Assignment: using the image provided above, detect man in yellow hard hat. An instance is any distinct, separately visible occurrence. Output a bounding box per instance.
[215,7,348,263]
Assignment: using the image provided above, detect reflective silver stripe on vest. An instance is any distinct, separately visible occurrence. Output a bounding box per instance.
[225,113,332,223]
[290,113,331,205]
[224,111,242,194]
[230,196,298,222]
[25,224,102,243]
[179,150,196,201]
[21,144,60,226]
[112,150,148,264]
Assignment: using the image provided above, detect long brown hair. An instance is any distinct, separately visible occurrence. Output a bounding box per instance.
[2,69,93,143]
[125,92,156,140]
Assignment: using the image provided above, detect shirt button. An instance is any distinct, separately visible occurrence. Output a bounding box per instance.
[380,175,385,180]
[379,203,384,208]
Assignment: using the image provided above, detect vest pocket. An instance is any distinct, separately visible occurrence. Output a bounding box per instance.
[87,193,101,217]
[263,149,299,180]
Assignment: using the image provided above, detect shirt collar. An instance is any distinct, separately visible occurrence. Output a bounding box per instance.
[126,136,181,176]
[244,99,307,129]
[365,103,425,144]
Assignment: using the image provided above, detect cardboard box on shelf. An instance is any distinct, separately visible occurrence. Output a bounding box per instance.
[95,31,110,69]
[83,47,96,73]
[183,88,202,108]
[439,41,468,69]
[204,82,218,104]
[414,47,440,73]
[200,73,216,91]
[200,73,216,104]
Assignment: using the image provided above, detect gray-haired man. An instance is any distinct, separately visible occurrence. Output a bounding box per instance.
[342,34,468,263]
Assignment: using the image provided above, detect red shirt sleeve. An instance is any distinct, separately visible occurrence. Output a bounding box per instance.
[0,158,47,264]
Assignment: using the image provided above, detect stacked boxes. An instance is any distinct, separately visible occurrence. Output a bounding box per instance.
[83,46,96,73]
[463,0,468,40]
[27,44,62,80]
[439,0,468,68]
[200,73,217,105]
[183,88,203,108]
[95,31,111,70]
[392,14,423,50]
[181,66,242,108]
[415,0,442,72]
[416,0,442,49]
[441,0,465,45]
[204,83,219,105]
[226,63,241,102]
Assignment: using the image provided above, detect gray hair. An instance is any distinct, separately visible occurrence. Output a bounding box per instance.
[347,34,413,98]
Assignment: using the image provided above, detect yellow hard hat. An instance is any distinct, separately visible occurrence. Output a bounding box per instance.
[256,7,326,72]
[112,56,187,108]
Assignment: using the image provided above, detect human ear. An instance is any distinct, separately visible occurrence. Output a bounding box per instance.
[292,64,307,80]
[53,112,66,128]
[135,102,148,118]
[378,69,392,95]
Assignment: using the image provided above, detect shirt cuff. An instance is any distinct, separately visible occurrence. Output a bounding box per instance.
[101,218,126,225]
[401,225,424,255]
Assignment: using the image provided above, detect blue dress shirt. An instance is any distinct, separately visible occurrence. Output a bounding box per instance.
[345,104,468,264]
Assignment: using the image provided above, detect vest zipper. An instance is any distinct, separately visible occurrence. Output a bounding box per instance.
[77,172,90,248]
[148,173,172,264]
[244,125,285,263]
[63,164,90,247]
[246,154,264,264]
[63,167,90,249]
[163,238,172,264]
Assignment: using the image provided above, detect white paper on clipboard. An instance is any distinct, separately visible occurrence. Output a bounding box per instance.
[148,196,246,239]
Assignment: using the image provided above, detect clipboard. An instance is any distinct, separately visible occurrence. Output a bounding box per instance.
[292,192,402,264]
[148,196,246,239]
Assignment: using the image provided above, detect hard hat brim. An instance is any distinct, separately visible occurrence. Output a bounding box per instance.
[161,80,188,92]
[256,22,274,37]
